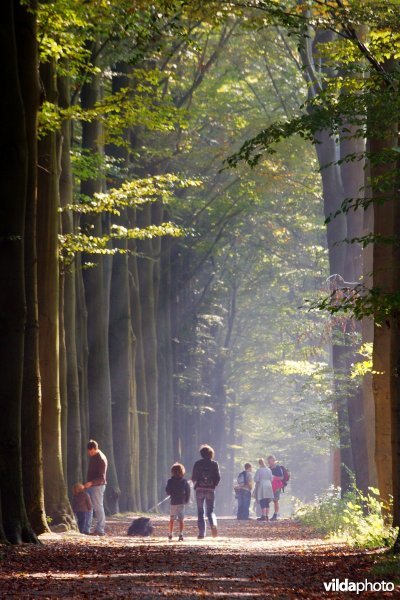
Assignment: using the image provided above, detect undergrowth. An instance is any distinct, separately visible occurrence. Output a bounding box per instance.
[294,485,397,549]
[372,555,400,584]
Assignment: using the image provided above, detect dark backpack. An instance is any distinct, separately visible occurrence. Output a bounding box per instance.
[237,470,248,486]
[127,517,154,537]
[197,464,214,488]
[280,465,290,489]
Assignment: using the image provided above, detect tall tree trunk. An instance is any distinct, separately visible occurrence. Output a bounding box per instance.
[59,267,68,480]
[76,257,89,479]
[371,124,399,510]
[211,281,237,511]
[59,75,83,491]
[300,27,355,493]
[157,231,174,488]
[15,0,48,534]
[368,60,400,528]
[137,203,159,508]
[361,198,377,489]
[0,0,38,544]
[171,246,183,462]
[109,211,137,510]
[107,65,138,511]
[37,59,75,529]
[171,248,200,471]
[314,129,354,493]
[340,128,370,493]
[152,201,170,503]
[128,225,147,510]
[80,55,120,513]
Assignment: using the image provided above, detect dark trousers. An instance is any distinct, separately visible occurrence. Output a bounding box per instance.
[75,510,91,534]
[196,488,217,536]
[237,489,251,519]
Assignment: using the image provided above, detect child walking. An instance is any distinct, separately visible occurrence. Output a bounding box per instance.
[72,483,92,534]
[165,463,191,541]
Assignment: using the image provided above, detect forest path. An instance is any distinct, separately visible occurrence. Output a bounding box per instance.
[0,516,396,599]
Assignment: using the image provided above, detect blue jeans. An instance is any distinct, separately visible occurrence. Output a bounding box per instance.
[87,485,106,534]
[237,489,251,519]
[196,488,217,536]
[75,511,91,534]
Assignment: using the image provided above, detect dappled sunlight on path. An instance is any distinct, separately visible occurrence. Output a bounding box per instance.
[0,516,396,599]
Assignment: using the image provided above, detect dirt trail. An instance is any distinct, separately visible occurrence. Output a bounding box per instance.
[0,516,397,599]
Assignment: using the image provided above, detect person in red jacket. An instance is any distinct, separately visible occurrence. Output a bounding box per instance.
[268,455,284,521]
[84,440,108,535]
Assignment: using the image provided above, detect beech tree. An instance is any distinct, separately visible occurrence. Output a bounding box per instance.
[0,0,39,544]
[16,0,48,534]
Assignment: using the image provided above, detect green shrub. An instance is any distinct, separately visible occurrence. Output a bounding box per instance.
[294,485,397,548]
[372,555,400,584]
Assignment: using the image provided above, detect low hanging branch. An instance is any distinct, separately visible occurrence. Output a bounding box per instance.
[59,174,202,262]
[59,222,183,263]
[307,283,400,325]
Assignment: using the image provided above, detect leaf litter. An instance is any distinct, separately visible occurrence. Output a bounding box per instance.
[0,516,397,599]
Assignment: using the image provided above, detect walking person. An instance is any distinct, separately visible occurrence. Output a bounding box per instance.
[254,458,273,522]
[166,462,191,541]
[267,455,284,521]
[235,463,253,520]
[191,444,220,539]
[84,440,108,536]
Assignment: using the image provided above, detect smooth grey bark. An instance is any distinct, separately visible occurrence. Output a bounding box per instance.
[157,230,175,491]
[59,75,83,490]
[37,59,75,529]
[128,220,148,511]
[136,203,159,508]
[109,214,137,510]
[340,128,371,494]
[107,66,139,511]
[299,27,357,493]
[75,256,89,479]
[80,58,120,514]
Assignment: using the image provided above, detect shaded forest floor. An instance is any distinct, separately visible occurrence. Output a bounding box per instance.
[0,515,399,599]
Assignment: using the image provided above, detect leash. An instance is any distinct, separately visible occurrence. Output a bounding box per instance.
[146,495,170,513]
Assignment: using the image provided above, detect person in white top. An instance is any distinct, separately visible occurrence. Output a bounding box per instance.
[254,458,273,521]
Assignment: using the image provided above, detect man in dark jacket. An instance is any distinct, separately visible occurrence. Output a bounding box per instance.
[191,444,220,539]
[84,440,108,535]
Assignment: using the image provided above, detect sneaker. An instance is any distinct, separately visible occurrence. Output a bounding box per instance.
[211,525,218,538]
[197,534,205,539]
[257,515,268,522]
[178,534,184,541]
[270,513,278,521]
[168,534,173,541]
[90,531,105,536]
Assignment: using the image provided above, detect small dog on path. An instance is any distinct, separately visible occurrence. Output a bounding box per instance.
[127,517,154,536]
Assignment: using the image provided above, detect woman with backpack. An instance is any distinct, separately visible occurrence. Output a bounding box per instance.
[253,458,273,522]
[267,455,289,521]
[191,444,220,539]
